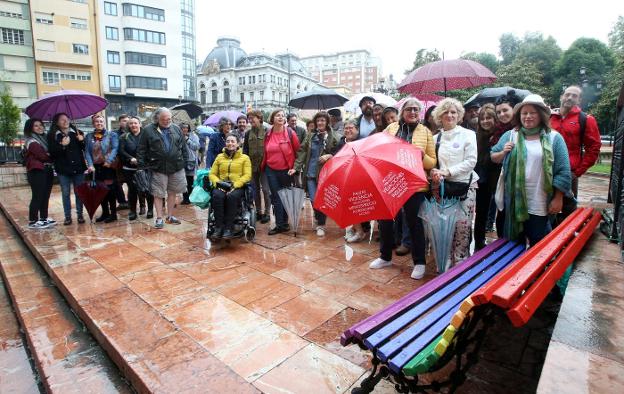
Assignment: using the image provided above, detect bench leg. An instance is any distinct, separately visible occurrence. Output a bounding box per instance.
[352,359,389,394]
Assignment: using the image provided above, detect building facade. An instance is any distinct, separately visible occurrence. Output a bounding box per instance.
[30,0,102,100]
[97,0,196,125]
[197,38,324,114]
[0,0,37,109]
[300,50,382,94]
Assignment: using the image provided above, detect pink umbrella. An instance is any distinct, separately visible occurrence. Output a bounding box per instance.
[203,110,245,127]
[398,59,496,96]
[395,96,443,120]
[25,90,108,121]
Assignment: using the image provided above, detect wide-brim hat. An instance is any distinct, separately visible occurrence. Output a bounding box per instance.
[327,108,341,117]
[513,94,550,115]
[359,96,377,107]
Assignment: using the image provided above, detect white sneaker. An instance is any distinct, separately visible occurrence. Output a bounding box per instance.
[411,265,426,280]
[316,226,325,237]
[43,218,57,227]
[344,227,355,240]
[28,220,49,229]
[369,258,392,269]
[346,233,365,243]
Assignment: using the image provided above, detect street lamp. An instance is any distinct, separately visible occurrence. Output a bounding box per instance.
[178,94,182,104]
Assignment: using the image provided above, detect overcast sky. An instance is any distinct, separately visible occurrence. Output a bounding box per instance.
[196,0,619,81]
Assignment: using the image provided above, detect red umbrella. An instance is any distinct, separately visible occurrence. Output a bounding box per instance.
[398,59,496,96]
[313,133,428,228]
[75,179,109,221]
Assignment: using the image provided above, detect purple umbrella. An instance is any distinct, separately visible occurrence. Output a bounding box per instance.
[203,110,245,127]
[25,90,108,121]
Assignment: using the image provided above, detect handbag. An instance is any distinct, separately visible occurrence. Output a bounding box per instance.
[432,133,472,200]
[189,185,211,209]
[133,169,152,194]
[495,130,516,211]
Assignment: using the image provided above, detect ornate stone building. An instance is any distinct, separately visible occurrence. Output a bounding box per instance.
[197,37,324,114]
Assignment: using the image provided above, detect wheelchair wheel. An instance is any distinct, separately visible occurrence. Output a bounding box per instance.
[245,227,256,242]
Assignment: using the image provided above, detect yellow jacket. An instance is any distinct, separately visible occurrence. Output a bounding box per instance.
[384,122,436,192]
[209,148,252,189]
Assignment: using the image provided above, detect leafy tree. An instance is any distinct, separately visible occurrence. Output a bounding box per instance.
[405,49,441,74]
[608,15,624,54]
[0,87,21,146]
[460,52,499,73]
[495,60,550,99]
[515,32,562,86]
[499,33,520,65]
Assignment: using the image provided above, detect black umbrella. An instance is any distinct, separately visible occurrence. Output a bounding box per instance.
[170,102,203,118]
[288,88,348,110]
[464,86,532,107]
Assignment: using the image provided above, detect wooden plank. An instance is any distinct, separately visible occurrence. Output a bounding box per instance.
[340,238,507,346]
[401,334,443,376]
[365,242,517,350]
[507,211,601,327]
[471,208,588,306]
[379,245,525,365]
[491,208,593,308]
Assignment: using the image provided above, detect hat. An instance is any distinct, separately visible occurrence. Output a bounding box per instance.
[463,102,480,109]
[359,96,376,107]
[327,108,341,118]
[513,94,550,115]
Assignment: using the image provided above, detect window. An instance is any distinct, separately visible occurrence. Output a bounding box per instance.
[272,91,276,100]
[104,2,117,15]
[72,44,88,54]
[200,91,206,105]
[126,76,167,90]
[123,28,165,44]
[122,3,165,21]
[37,39,55,51]
[250,92,254,101]
[259,91,264,100]
[211,90,217,103]
[105,26,118,40]
[1,28,24,45]
[109,75,121,92]
[4,56,27,71]
[107,51,120,64]
[70,0,86,3]
[0,3,23,19]
[240,93,244,103]
[35,12,53,24]
[223,88,230,103]
[76,71,91,81]
[42,70,59,85]
[124,52,166,67]
[70,17,87,29]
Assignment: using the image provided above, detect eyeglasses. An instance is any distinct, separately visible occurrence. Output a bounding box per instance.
[404,107,420,113]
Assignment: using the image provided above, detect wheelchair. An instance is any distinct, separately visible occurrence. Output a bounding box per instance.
[205,181,256,242]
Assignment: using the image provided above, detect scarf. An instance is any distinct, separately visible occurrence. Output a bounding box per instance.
[506,127,554,239]
[31,132,48,152]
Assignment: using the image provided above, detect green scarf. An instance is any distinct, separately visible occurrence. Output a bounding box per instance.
[506,127,554,239]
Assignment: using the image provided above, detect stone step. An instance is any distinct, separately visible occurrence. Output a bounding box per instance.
[0,278,41,393]
[0,208,257,393]
[0,212,132,393]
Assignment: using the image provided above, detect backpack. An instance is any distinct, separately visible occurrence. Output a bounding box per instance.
[579,111,587,158]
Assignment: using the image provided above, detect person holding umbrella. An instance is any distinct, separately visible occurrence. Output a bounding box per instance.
[206,117,233,168]
[491,95,571,246]
[85,114,120,223]
[23,118,55,229]
[119,116,153,220]
[294,111,340,237]
[368,98,436,280]
[243,110,271,224]
[47,113,87,226]
[430,98,478,267]
[262,109,300,235]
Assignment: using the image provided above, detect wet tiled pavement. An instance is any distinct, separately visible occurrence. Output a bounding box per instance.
[0,174,617,393]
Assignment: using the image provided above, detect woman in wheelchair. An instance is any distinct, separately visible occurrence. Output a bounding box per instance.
[209,133,252,239]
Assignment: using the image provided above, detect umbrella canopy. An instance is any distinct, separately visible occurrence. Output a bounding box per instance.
[344,92,397,113]
[171,110,195,129]
[277,187,306,235]
[25,90,108,121]
[398,59,497,96]
[419,192,463,273]
[203,110,245,127]
[170,102,203,118]
[463,86,532,108]
[75,179,110,221]
[313,133,428,228]
[196,125,216,136]
[395,96,443,120]
[289,88,348,110]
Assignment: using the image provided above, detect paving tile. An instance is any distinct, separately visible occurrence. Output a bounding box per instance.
[304,270,371,300]
[266,291,346,336]
[64,233,125,251]
[246,284,305,315]
[126,230,188,253]
[217,245,303,274]
[350,260,404,284]
[86,243,164,277]
[52,260,124,302]
[279,241,339,261]
[340,282,407,315]
[253,343,365,394]
[271,260,335,287]
[149,244,213,264]
[216,269,297,306]
[171,257,259,289]
[324,246,377,272]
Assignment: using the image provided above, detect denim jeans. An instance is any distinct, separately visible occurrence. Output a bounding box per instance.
[252,170,271,215]
[306,177,326,226]
[265,166,291,228]
[519,214,552,247]
[58,173,85,219]
[380,192,426,265]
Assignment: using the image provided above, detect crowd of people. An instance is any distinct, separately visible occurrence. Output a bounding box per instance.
[22,85,602,280]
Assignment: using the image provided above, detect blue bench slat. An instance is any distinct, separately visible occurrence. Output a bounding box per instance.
[365,242,517,351]
[384,244,525,368]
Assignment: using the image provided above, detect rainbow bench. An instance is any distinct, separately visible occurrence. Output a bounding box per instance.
[341,207,600,393]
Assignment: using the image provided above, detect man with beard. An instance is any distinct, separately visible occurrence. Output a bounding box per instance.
[461,103,480,131]
[357,96,376,139]
[235,115,249,140]
[550,85,601,220]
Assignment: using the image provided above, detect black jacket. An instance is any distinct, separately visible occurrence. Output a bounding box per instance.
[47,128,86,175]
[119,130,143,168]
[137,123,188,174]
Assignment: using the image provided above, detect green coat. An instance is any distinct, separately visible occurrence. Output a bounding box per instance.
[294,129,340,180]
[243,125,266,174]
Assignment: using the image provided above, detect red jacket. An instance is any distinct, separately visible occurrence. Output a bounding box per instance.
[25,138,52,171]
[261,126,300,171]
[550,106,601,177]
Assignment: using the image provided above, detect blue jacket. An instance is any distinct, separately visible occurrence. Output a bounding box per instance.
[491,129,572,202]
[85,130,119,167]
[206,131,226,168]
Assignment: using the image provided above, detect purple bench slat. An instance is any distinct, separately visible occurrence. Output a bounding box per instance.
[365,242,518,350]
[382,244,525,369]
[340,238,507,346]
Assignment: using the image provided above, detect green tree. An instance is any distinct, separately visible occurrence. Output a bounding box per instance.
[461,52,499,73]
[515,32,562,86]
[608,15,624,54]
[499,33,520,65]
[0,87,21,146]
[405,49,441,74]
[495,60,550,99]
